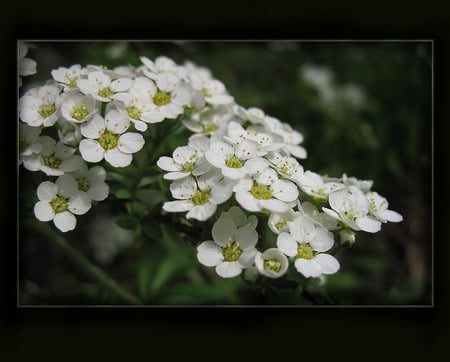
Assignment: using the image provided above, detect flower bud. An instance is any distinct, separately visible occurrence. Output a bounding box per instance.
[339,229,356,246]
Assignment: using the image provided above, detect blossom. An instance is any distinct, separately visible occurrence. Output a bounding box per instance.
[220,206,258,230]
[21,138,83,176]
[297,201,339,230]
[79,110,144,167]
[78,70,132,102]
[254,248,289,278]
[196,213,258,278]
[51,64,87,92]
[205,139,269,180]
[19,84,61,127]
[268,208,300,234]
[34,179,91,232]
[322,186,382,233]
[183,105,232,139]
[19,123,42,159]
[67,164,109,202]
[266,151,304,183]
[235,168,299,213]
[277,215,339,278]
[297,170,345,201]
[61,93,98,124]
[57,118,82,147]
[18,42,37,87]
[162,170,232,221]
[157,144,212,180]
[365,191,403,223]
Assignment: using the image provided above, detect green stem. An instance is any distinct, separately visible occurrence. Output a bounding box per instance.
[25,219,143,305]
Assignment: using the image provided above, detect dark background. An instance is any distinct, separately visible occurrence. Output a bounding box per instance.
[1,3,449,359]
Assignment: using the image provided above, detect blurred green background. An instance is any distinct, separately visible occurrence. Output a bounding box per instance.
[18,41,432,305]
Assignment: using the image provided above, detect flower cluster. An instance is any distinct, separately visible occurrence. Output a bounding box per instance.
[19,50,403,283]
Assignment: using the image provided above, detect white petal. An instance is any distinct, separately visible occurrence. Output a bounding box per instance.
[104,148,133,167]
[186,203,217,221]
[210,180,233,204]
[377,209,403,223]
[118,133,145,154]
[162,200,192,213]
[212,217,237,246]
[197,241,224,267]
[164,171,190,180]
[37,181,57,201]
[68,193,92,215]
[79,139,105,163]
[105,109,130,134]
[310,228,334,252]
[235,191,262,212]
[87,183,109,201]
[61,155,84,172]
[169,177,196,199]
[222,166,246,180]
[157,156,180,172]
[215,261,242,278]
[286,145,307,159]
[271,179,299,202]
[111,78,133,92]
[19,58,37,76]
[259,198,290,213]
[314,254,340,275]
[55,174,78,197]
[235,225,258,248]
[244,157,269,175]
[237,247,257,268]
[356,216,381,233]
[53,211,77,232]
[235,140,258,160]
[295,258,322,278]
[80,114,105,139]
[87,166,107,184]
[34,201,55,221]
[276,232,298,257]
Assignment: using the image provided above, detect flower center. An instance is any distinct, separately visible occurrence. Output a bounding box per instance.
[50,195,69,213]
[153,91,171,106]
[98,86,113,99]
[191,190,211,206]
[222,241,242,262]
[201,122,218,134]
[181,162,196,173]
[264,258,282,272]
[297,243,314,260]
[68,77,78,89]
[43,155,61,169]
[126,106,141,120]
[77,177,90,192]
[275,219,287,231]
[38,103,56,119]
[98,130,118,150]
[251,183,272,200]
[225,155,244,168]
[201,88,210,97]
[71,104,89,121]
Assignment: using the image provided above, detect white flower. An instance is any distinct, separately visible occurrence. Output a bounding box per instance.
[113,76,157,131]
[297,201,339,230]
[21,138,84,176]
[183,105,232,139]
[365,191,403,223]
[78,70,132,102]
[235,168,299,213]
[33,179,91,232]
[196,214,258,278]
[205,139,269,180]
[322,186,382,233]
[277,215,339,278]
[140,56,187,80]
[68,164,109,202]
[233,105,267,127]
[157,144,212,180]
[267,151,304,183]
[57,118,82,147]
[268,208,300,234]
[264,116,307,159]
[255,248,289,278]
[220,206,258,230]
[162,170,233,221]
[79,110,144,167]
[19,84,61,127]
[19,123,42,159]
[51,65,87,92]
[61,93,98,124]
[342,173,373,192]
[18,42,37,87]
[140,72,192,123]
[297,170,345,201]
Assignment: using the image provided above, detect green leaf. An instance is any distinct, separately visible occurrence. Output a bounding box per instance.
[136,189,166,208]
[115,216,139,230]
[150,250,189,294]
[115,188,132,200]
[128,201,147,219]
[142,222,163,242]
